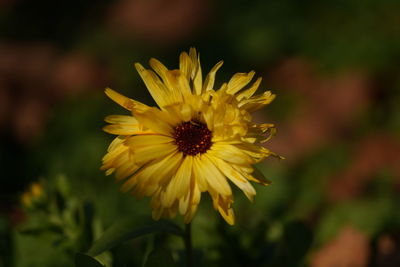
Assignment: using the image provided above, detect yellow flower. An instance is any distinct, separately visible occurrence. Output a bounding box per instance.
[21,182,44,208]
[101,48,279,225]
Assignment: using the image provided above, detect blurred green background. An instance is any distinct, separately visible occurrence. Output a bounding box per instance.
[1,0,400,266]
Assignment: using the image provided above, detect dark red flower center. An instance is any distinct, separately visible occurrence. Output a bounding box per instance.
[174,121,212,156]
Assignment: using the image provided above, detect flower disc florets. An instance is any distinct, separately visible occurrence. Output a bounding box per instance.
[174,121,212,156]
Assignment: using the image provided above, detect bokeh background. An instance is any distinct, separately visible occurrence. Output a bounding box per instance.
[1,0,400,266]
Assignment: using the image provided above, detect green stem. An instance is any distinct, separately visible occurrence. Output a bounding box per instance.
[184,222,193,267]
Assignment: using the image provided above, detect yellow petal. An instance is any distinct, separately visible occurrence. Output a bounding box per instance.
[103,149,131,170]
[101,145,129,170]
[193,154,232,196]
[103,115,147,135]
[149,58,184,104]
[208,143,254,165]
[104,115,138,124]
[234,143,271,162]
[152,152,184,186]
[103,125,144,135]
[208,190,235,225]
[212,157,256,201]
[121,151,182,193]
[133,108,175,136]
[125,134,173,147]
[245,123,276,143]
[192,157,208,192]
[179,192,190,215]
[235,165,272,186]
[133,142,177,165]
[202,61,223,92]
[218,204,235,225]
[163,156,193,207]
[183,203,198,223]
[189,48,203,95]
[202,107,214,131]
[239,91,275,112]
[163,103,194,123]
[236,77,262,101]
[135,63,170,108]
[105,88,149,112]
[179,51,193,81]
[149,58,169,81]
[226,71,255,95]
[182,173,201,220]
[115,161,140,181]
[106,136,126,152]
[105,168,115,176]
[165,70,192,98]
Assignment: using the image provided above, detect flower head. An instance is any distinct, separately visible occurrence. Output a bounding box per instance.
[101,48,279,225]
[21,182,44,208]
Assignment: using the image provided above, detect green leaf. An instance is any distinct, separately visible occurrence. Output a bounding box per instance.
[88,218,184,256]
[144,247,175,267]
[75,253,104,267]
